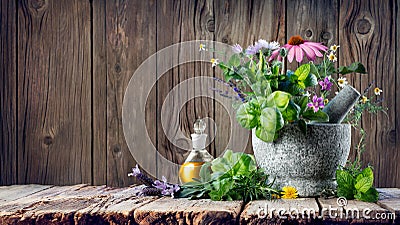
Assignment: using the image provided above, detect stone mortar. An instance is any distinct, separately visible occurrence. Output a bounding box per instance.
[252,123,351,197]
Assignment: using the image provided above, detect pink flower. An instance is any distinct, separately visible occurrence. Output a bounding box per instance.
[270,35,328,63]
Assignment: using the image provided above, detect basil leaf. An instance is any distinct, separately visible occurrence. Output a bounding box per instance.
[294,64,311,81]
[336,169,356,199]
[302,110,329,122]
[355,177,373,193]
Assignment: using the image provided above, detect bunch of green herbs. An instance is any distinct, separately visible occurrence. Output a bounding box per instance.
[179,150,279,202]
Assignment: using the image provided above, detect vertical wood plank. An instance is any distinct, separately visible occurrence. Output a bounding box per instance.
[214,0,286,154]
[0,0,17,185]
[92,0,107,185]
[17,0,92,185]
[339,0,398,187]
[106,0,157,186]
[156,0,215,183]
[395,0,400,188]
[287,0,338,46]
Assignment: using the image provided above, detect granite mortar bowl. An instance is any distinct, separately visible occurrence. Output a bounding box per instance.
[252,123,351,197]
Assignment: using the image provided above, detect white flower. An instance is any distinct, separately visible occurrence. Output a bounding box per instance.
[374,87,383,95]
[360,96,369,104]
[255,39,280,51]
[337,77,348,88]
[303,91,311,97]
[330,44,340,52]
[210,58,219,67]
[199,44,206,51]
[328,52,337,62]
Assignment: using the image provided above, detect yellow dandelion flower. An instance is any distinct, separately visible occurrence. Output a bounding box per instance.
[374,87,383,95]
[330,44,340,52]
[328,52,337,62]
[281,186,298,199]
[210,58,219,67]
[324,99,329,104]
[360,96,368,104]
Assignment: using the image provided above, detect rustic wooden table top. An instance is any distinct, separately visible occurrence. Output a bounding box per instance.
[0,185,398,225]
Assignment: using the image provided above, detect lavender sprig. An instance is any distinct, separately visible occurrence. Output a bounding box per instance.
[140,187,162,196]
[153,176,181,198]
[213,77,247,102]
[128,165,154,186]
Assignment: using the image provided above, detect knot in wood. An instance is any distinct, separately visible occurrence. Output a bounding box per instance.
[30,0,47,10]
[356,19,372,34]
[206,20,215,32]
[305,29,313,38]
[114,63,122,73]
[388,130,396,144]
[113,145,121,154]
[43,136,53,146]
[222,37,229,44]
[320,31,332,41]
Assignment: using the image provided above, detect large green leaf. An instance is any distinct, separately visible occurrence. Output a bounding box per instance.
[294,64,311,81]
[199,162,212,183]
[282,100,300,122]
[336,169,356,199]
[210,150,257,179]
[355,177,373,193]
[236,102,258,129]
[303,73,318,87]
[354,187,379,203]
[302,110,329,122]
[265,91,291,111]
[257,107,284,142]
[229,54,241,67]
[338,62,367,75]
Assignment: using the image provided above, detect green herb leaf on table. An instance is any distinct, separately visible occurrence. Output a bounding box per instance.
[179,150,279,202]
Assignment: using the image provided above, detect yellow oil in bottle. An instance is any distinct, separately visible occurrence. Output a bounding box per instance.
[178,161,205,184]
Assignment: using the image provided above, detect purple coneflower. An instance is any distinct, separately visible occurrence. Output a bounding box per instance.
[270,35,327,63]
[319,77,333,91]
[307,95,325,112]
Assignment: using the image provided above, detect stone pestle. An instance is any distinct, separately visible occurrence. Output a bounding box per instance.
[323,85,361,124]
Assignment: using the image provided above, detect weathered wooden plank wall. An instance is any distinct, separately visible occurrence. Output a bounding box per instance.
[0,0,399,187]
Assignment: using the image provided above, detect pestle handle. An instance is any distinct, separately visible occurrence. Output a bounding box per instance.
[323,85,361,124]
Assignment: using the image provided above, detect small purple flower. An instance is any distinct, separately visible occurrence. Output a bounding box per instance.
[245,45,258,55]
[128,164,155,186]
[319,77,333,91]
[232,44,243,54]
[128,164,141,177]
[153,176,181,198]
[307,95,325,112]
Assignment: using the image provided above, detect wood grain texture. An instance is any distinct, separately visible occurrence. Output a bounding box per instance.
[0,0,399,187]
[0,0,17,185]
[134,197,243,225]
[156,0,215,183]
[17,0,92,185]
[92,0,107,185]
[339,0,399,187]
[105,0,157,187]
[214,0,286,155]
